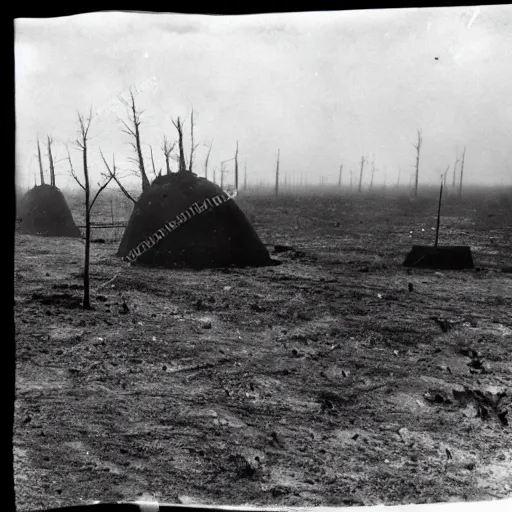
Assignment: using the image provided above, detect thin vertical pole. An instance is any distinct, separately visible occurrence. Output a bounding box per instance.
[434,180,443,248]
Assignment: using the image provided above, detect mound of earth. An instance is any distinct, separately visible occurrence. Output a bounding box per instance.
[117,172,275,269]
[16,185,81,238]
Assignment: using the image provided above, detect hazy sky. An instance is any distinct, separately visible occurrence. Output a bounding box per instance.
[15,7,512,191]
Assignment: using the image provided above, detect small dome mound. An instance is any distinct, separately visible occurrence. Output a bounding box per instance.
[117,172,275,269]
[16,184,81,238]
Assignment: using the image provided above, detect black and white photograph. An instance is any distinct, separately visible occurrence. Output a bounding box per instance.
[13,7,512,512]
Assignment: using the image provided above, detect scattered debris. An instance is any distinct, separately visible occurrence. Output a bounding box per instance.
[273,245,294,253]
[200,318,212,329]
[431,316,453,333]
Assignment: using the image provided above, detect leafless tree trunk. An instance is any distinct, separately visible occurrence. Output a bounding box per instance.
[71,109,112,310]
[148,145,158,179]
[161,135,175,175]
[220,162,225,189]
[338,164,343,188]
[275,149,280,196]
[119,90,150,191]
[459,147,466,199]
[37,138,45,185]
[172,117,187,173]
[204,140,213,180]
[452,156,459,188]
[46,135,56,187]
[244,162,247,191]
[358,156,365,193]
[213,167,217,184]
[444,165,450,188]
[234,141,239,191]
[397,168,401,189]
[350,170,353,190]
[413,129,422,197]
[369,156,376,190]
[188,108,200,173]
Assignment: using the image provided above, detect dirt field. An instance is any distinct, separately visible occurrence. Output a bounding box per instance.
[14,188,512,510]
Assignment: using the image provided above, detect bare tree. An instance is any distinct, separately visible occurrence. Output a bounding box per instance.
[369,156,376,190]
[149,145,158,179]
[37,138,45,185]
[99,149,136,204]
[397,168,401,189]
[71,109,112,310]
[119,89,150,191]
[244,162,247,191]
[275,149,280,196]
[338,164,343,188]
[46,135,56,187]
[172,117,187,173]
[161,135,176,175]
[358,156,365,193]
[444,165,450,188]
[234,141,239,191]
[220,162,225,189]
[452,155,459,188]
[459,147,466,199]
[350,169,353,190]
[413,129,422,197]
[204,140,213,180]
[188,108,199,173]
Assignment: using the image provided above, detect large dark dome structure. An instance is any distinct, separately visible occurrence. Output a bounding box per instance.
[117,172,274,269]
[16,184,81,238]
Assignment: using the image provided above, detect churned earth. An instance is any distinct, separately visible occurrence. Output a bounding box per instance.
[14,189,512,511]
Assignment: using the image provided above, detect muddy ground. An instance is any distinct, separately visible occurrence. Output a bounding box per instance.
[14,189,512,510]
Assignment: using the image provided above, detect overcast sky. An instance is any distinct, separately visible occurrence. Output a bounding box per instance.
[15,7,512,191]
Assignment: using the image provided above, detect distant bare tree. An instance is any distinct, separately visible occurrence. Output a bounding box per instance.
[275,149,280,196]
[244,162,247,191]
[338,164,343,188]
[161,135,176,175]
[70,109,112,310]
[413,129,422,197]
[459,147,466,199]
[188,108,199,173]
[204,140,213,180]
[234,141,239,191]
[369,155,376,190]
[452,155,459,188]
[397,168,401,189]
[119,89,150,191]
[149,144,158,178]
[172,117,187,173]
[220,162,226,189]
[46,135,56,187]
[350,169,353,190]
[444,165,450,188]
[37,138,45,185]
[358,156,365,193]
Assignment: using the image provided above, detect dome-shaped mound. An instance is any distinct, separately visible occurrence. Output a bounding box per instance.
[117,172,274,269]
[16,184,81,238]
